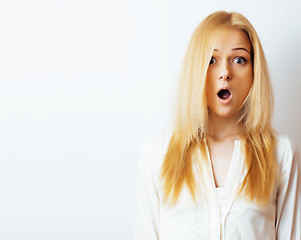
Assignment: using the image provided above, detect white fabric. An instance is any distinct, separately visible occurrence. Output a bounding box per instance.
[216,188,226,217]
[133,130,301,240]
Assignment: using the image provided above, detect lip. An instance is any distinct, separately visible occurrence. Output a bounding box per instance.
[217,87,232,104]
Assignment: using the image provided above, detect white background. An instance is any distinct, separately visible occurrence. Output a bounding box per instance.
[0,0,300,239]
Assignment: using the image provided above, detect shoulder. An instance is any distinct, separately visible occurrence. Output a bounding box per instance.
[138,129,172,170]
[275,133,295,153]
[274,133,298,171]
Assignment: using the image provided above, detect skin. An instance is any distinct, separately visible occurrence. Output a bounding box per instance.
[205,26,253,188]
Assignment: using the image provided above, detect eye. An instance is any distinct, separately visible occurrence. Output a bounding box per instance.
[233,57,247,65]
[209,57,216,65]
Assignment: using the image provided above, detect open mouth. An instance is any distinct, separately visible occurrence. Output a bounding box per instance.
[217,89,231,100]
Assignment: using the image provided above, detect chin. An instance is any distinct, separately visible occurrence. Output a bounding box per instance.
[209,109,238,118]
[216,113,235,118]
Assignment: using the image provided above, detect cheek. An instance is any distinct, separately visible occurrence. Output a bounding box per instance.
[238,76,253,99]
[237,68,252,86]
[244,70,253,91]
[205,82,216,103]
[205,75,216,94]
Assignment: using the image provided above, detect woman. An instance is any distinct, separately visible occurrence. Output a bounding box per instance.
[133,11,301,239]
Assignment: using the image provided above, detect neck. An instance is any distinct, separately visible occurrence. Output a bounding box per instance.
[207,110,244,141]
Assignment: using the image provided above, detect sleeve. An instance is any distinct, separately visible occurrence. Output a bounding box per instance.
[275,137,301,240]
[133,137,160,240]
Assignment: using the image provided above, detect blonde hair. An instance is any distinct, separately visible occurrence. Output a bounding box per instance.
[160,11,278,207]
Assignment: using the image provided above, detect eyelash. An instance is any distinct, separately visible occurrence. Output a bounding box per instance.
[209,56,247,65]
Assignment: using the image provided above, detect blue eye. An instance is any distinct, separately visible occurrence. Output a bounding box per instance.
[209,57,216,65]
[233,57,247,64]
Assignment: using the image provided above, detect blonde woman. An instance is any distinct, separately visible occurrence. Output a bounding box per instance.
[133,11,301,240]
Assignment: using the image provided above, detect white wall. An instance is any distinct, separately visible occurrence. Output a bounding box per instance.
[0,0,300,239]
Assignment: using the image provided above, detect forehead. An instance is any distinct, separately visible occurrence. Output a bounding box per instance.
[213,27,251,52]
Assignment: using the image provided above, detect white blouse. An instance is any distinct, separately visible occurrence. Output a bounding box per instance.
[133,131,301,240]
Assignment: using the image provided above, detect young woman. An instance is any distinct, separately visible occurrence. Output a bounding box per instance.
[133,11,301,240]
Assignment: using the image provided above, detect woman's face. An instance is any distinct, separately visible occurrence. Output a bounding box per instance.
[206,26,253,119]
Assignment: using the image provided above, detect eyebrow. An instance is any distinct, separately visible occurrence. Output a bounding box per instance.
[214,47,250,53]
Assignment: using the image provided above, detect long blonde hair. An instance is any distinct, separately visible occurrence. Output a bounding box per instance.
[160,11,277,207]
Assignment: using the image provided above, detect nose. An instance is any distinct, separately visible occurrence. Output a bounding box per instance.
[218,62,232,80]
[219,73,231,80]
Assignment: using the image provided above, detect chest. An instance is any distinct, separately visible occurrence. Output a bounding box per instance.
[159,191,277,240]
[207,140,235,187]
